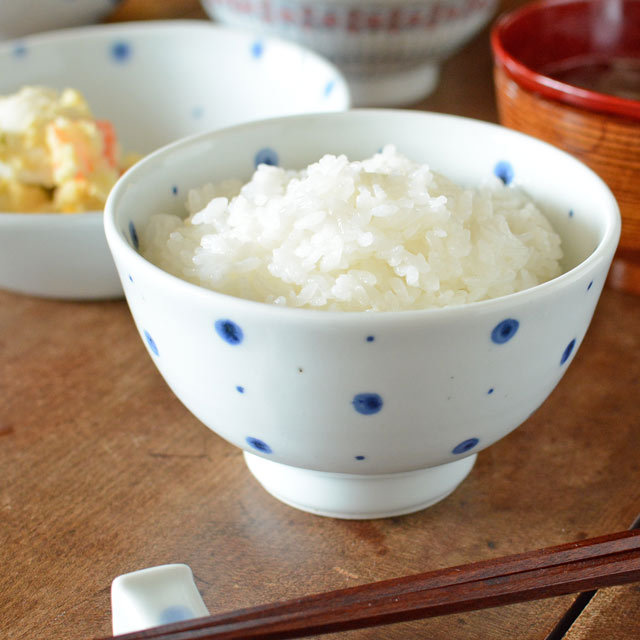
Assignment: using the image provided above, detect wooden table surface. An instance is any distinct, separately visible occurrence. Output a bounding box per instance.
[2,1,639,639]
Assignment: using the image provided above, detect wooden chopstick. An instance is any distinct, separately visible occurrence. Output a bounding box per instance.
[104,529,640,640]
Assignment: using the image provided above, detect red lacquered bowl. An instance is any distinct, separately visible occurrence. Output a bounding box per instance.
[491,0,640,295]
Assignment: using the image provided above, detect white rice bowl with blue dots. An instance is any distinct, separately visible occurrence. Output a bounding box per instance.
[140,145,563,312]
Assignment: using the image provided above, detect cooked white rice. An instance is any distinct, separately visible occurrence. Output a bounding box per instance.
[140,145,563,312]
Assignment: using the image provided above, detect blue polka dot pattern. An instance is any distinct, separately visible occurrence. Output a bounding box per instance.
[324,79,336,97]
[491,318,519,344]
[12,43,27,58]
[251,40,264,58]
[246,436,272,454]
[236,385,245,394]
[159,606,193,625]
[494,160,514,185]
[144,330,158,356]
[452,438,479,455]
[560,338,576,365]
[487,388,494,395]
[366,335,375,342]
[588,281,593,291]
[171,185,178,195]
[128,274,133,283]
[352,393,383,415]
[254,147,278,168]
[569,209,575,218]
[110,41,132,63]
[214,319,244,345]
[128,221,139,250]
[355,455,365,460]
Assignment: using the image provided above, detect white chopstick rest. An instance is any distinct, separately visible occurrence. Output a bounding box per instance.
[111,564,210,635]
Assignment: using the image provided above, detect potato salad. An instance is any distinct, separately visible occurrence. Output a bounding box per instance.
[0,86,138,213]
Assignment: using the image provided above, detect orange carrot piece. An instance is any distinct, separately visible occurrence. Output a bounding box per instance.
[96,120,118,168]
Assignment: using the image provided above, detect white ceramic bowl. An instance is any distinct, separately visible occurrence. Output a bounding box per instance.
[201,0,497,106]
[105,110,620,519]
[0,21,349,299]
[0,0,121,40]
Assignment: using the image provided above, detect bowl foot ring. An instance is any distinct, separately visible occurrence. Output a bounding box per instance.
[243,452,476,519]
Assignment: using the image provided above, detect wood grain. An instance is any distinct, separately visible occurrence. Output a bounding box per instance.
[102,531,640,639]
[494,66,640,295]
[563,584,640,640]
[106,0,207,21]
[1,285,639,640]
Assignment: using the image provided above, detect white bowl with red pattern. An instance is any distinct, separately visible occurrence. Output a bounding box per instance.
[201,0,497,106]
